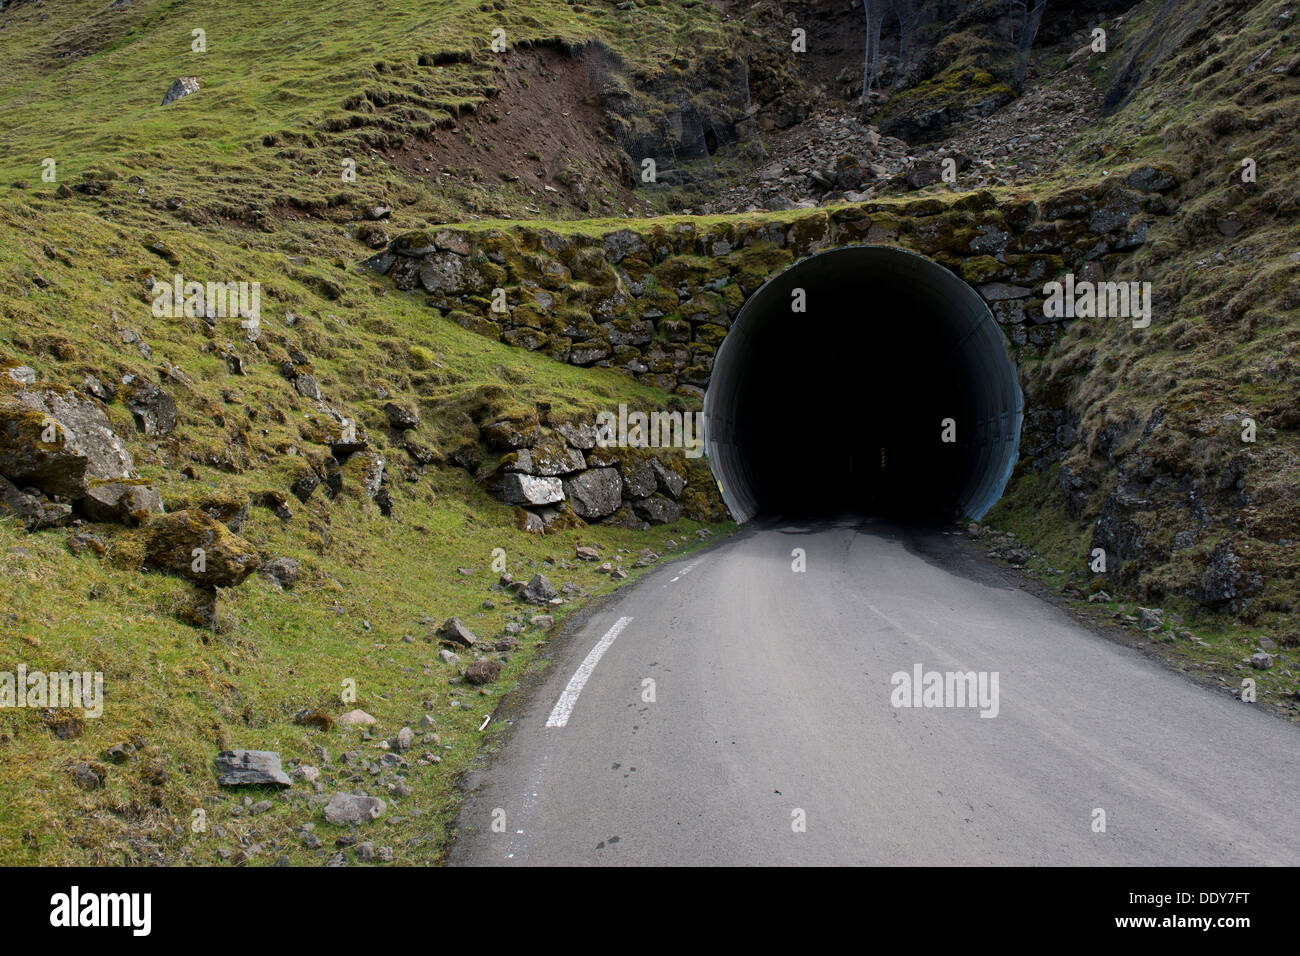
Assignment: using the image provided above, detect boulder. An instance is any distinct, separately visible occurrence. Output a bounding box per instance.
[291,470,321,503]
[0,400,88,499]
[161,76,201,106]
[482,414,539,449]
[0,475,72,530]
[632,494,683,525]
[570,341,611,366]
[905,162,944,189]
[978,282,1033,302]
[143,510,260,588]
[253,490,293,520]
[82,479,164,525]
[418,252,487,295]
[122,376,177,436]
[434,230,472,255]
[2,388,137,499]
[502,328,548,351]
[160,76,200,105]
[519,573,558,604]
[215,750,292,787]
[605,506,649,531]
[318,414,369,458]
[602,229,649,263]
[621,458,657,498]
[563,467,622,519]
[294,374,322,400]
[1124,166,1176,193]
[1137,607,1163,632]
[323,793,386,825]
[650,459,686,499]
[16,388,134,481]
[196,494,250,532]
[554,420,598,449]
[1249,651,1274,670]
[502,436,586,477]
[67,531,107,556]
[383,403,419,430]
[485,472,564,507]
[514,507,545,533]
[259,556,300,590]
[1193,541,1261,608]
[73,763,103,790]
[439,618,478,647]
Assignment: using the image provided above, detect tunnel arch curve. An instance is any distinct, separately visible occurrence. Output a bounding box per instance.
[702,245,1023,524]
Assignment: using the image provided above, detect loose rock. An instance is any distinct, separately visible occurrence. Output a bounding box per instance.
[323,792,386,825]
[215,750,292,787]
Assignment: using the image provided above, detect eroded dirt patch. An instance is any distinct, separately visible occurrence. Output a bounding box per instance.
[383,46,648,219]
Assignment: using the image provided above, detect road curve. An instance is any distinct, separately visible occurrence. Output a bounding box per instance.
[448,517,1300,866]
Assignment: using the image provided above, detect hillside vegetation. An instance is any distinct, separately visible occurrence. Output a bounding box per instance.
[0,0,735,866]
[0,0,1296,865]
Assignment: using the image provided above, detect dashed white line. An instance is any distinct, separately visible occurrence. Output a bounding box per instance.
[544,616,634,728]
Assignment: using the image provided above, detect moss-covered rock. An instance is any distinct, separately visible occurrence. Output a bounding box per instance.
[142,509,260,589]
[0,398,87,499]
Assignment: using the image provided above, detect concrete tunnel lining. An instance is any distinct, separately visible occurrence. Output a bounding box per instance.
[703,245,1024,524]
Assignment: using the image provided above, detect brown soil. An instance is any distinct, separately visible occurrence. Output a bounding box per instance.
[382,47,650,220]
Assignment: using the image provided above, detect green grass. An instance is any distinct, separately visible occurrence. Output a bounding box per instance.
[0,0,741,865]
[0,495,728,865]
[0,172,736,863]
[1,0,1297,864]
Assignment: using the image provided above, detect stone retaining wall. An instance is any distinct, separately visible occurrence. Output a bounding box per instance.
[364,170,1176,400]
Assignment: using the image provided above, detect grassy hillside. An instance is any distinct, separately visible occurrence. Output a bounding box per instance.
[984,0,1300,713]
[0,0,1296,865]
[0,0,736,866]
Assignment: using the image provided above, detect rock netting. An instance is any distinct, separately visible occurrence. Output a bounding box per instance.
[365,175,1174,399]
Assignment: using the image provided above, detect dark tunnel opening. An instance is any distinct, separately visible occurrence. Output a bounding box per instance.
[703,247,1023,524]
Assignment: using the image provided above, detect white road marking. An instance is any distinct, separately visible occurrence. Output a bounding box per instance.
[545,616,634,728]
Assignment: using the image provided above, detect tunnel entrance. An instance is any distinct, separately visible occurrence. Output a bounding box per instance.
[703,246,1023,524]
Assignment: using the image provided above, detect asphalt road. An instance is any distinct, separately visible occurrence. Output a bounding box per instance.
[448,517,1300,866]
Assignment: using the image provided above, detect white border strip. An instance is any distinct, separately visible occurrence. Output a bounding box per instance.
[545,616,633,728]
